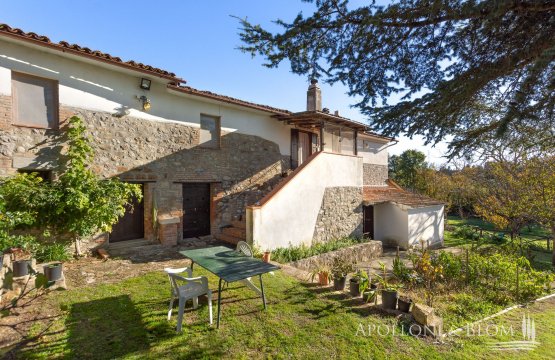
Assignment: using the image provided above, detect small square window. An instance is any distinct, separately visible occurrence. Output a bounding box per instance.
[199,114,221,149]
[12,71,59,129]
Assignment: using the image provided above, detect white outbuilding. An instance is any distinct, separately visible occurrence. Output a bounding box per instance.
[363,181,445,249]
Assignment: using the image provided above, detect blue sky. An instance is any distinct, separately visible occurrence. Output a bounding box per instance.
[1,0,449,164]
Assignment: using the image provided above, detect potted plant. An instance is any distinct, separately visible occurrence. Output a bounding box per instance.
[357,270,378,302]
[331,257,355,291]
[262,251,271,263]
[376,262,403,310]
[11,247,32,277]
[349,269,366,297]
[309,263,331,286]
[397,295,412,313]
[44,262,63,282]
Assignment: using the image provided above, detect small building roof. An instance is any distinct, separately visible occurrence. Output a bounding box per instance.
[363,180,444,208]
[273,111,394,141]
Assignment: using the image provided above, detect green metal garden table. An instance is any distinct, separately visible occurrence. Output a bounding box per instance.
[179,246,280,328]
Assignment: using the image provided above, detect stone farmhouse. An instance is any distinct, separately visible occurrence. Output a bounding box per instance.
[0,24,444,252]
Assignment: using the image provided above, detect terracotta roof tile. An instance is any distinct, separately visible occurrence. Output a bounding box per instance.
[167,84,291,115]
[0,23,184,82]
[363,180,444,208]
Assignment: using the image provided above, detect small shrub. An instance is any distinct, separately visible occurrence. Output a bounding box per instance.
[436,251,464,284]
[452,225,480,241]
[271,237,362,263]
[330,256,355,279]
[35,243,71,263]
[392,256,412,283]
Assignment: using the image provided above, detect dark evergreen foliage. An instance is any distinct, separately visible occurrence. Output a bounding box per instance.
[238,0,555,156]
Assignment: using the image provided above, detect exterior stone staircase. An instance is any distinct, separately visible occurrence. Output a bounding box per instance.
[215,220,247,245]
[215,168,293,246]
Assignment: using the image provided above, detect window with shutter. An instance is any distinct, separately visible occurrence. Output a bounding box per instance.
[12,72,59,129]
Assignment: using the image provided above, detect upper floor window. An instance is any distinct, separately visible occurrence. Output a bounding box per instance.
[12,72,59,129]
[199,114,221,149]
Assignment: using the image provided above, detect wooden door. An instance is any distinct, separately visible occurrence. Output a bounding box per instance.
[182,183,211,238]
[363,205,374,239]
[110,184,144,242]
[291,129,318,169]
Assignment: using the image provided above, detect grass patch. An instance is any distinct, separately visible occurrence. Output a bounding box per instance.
[271,237,363,263]
[444,216,550,248]
[444,216,553,271]
[9,268,555,359]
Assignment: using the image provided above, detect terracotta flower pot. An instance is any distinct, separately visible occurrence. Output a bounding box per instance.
[318,272,330,286]
[262,251,271,263]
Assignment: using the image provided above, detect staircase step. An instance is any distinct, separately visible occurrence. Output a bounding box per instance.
[230,220,246,229]
[215,233,243,245]
[107,238,153,250]
[222,227,246,239]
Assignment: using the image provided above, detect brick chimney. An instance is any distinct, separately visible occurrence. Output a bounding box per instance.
[307,79,322,111]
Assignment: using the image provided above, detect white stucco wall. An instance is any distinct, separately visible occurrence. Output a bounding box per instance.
[357,137,389,166]
[408,205,444,247]
[249,152,363,250]
[0,38,293,154]
[373,202,409,248]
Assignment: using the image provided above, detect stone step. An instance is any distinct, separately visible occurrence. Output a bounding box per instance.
[222,226,246,239]
[106,238,153,250]
[214,233,242,246]
[106,243,165,257]
[230,220,246,230]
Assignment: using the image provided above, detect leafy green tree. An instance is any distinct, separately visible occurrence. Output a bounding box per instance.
[0,116,142,256]
[470,161,534,241]
[388,149,427,191]
[526,156,555,265]
[238,0,555,156]
[52,116,142,255]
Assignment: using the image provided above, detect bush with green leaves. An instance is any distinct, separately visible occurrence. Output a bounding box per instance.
[0,116,142,256]
[0,191,38,258]
[405,248,554,305]
[452,225,480,241]
[271,237,363,263]
[34,242,71,263]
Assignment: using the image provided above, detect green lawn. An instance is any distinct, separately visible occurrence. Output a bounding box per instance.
[444,216,551,248]
[7,268,555,359]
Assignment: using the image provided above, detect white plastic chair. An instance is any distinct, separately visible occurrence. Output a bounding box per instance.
[236,241,253,257]
[164,267,213,331]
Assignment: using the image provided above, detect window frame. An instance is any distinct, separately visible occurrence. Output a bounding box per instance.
[11,71,59,130]
[199,113,221,149]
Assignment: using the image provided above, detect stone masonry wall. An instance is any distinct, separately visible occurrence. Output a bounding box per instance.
[0,96,289,247]
[363,163,388,186]
[288,240,383,271]
[312,186,363,243]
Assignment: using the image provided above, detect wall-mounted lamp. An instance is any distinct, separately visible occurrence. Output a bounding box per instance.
[137,95,151,111]
[140,78,151,90]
